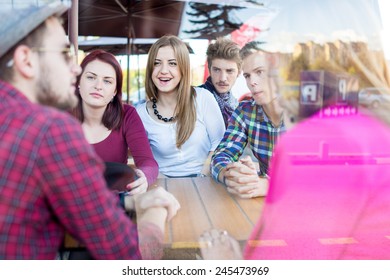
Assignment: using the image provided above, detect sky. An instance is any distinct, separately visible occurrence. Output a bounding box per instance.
[2,0,389,61]
[378,0,390,59]
[181,0,390,70]
[251,0,382,53]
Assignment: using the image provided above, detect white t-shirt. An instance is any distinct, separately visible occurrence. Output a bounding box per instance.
[136,87,225,177]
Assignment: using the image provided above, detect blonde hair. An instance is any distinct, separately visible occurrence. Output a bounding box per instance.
[145,35,196,148]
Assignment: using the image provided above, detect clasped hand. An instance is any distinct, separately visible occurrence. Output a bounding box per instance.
[132,187,180,221]
[223,156,269,198]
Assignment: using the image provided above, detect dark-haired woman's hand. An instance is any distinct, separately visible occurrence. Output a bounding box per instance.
[126,169,148,195]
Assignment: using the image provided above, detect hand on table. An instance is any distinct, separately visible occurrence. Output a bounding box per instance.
[223,156,268,198]
[135,187,180,260]
[199,229,243,260]
[134,186,180,221]
[125,169,148,195]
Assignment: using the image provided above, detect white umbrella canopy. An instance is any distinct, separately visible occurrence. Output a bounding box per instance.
[260,0,383,53]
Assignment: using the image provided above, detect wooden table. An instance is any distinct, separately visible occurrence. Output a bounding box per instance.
[156,177,265,259]
[63,177,265,259]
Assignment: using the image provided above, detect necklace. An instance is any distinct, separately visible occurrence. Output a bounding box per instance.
[152,98,175,122]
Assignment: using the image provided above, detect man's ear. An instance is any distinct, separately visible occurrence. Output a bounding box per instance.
[13,45,38,79]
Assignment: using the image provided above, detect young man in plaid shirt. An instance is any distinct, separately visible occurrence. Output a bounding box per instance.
[211,42,285,198]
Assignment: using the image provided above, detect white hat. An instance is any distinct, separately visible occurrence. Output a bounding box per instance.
[0,2,68,58]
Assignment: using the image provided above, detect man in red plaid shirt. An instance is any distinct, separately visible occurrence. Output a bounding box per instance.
[0,3,179,260]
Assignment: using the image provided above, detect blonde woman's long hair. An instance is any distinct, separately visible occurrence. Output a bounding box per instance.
[145,35,196,149]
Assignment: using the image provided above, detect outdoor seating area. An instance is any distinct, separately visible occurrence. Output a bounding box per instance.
[1,1,390,274]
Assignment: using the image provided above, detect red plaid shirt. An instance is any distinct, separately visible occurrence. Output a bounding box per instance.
[0,81,142,259]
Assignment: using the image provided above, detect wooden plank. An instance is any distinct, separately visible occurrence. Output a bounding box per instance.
[232,195,265,226]
[154,178,171,245]
[163,178,211,248]
[203,178,264,226]
[194,177,254,241]
[62,177,266,253]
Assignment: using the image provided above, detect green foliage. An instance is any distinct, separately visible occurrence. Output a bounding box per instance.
[183,2,244,39]
[122,68,146,103]
[287,54,309,81]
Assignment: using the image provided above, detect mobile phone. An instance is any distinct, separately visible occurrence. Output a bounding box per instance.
[103,162,139,192]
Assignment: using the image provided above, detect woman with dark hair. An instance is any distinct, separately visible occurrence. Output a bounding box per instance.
[73,50,158,194]
[136,35,225,178]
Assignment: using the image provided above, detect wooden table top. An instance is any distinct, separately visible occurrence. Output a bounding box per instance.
[156,177,265,249]
[63,177,265,254]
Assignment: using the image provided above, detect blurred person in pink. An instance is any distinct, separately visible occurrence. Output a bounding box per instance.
[244,106,390,259]
[201,88,390,260]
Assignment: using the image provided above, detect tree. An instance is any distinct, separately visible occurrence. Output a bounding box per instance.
[287,54,309,81]
[183,2,244,39]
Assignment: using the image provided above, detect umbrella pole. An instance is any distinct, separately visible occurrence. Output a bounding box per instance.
[127,37,130,104]
[69,0,79,64]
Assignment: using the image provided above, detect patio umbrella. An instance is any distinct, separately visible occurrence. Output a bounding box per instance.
[64,0,261,101]
[64,0,186,102]
[67,0,185,39]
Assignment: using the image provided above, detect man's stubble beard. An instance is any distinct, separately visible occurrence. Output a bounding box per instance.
[35,65,78,110]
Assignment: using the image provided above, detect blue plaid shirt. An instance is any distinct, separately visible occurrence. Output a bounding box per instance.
[211,99,285,182]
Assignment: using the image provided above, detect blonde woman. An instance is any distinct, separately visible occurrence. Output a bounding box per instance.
[137,35,225,177]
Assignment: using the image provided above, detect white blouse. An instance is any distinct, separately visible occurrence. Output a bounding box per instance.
[136,87,225,177]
